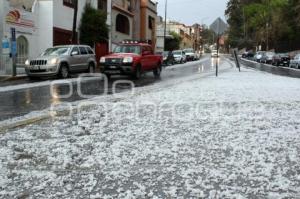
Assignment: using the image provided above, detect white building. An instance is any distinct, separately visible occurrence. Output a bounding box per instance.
[0,0,103,75]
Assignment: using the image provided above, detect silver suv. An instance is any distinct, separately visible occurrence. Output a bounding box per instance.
[25,45,97,79]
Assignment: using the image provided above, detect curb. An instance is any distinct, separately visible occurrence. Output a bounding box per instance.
[240,58,300,78]
[0,75,27,82]
[0,114,51,132]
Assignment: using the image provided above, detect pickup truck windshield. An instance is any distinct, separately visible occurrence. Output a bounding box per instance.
[42,47,70,56]
[114,45,141,54]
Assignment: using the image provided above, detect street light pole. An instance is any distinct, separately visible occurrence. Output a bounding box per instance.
[164,0,168,51]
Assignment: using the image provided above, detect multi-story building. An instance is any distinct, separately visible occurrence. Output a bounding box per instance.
[155,20,203,52]
[166,20,193,49]
[109,0,158,50]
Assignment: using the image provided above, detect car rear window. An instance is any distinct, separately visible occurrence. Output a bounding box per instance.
[79,47,88,55]
[86,47,94,55]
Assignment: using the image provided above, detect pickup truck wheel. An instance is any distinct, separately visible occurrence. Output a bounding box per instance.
[153,64,162,78]
[59,64,69,79]
[133,65,141,80]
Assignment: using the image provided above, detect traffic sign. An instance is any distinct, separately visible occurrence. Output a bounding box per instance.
[210,18,228,35]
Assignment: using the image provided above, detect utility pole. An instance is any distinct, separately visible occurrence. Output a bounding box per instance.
[71,0,78,44]
[216,18,220,77]
[163,0,167,51]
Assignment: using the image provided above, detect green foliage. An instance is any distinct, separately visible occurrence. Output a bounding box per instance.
[225,0,300,51]
[79,4,109,47]
[165,31,182,51]
[201,28,216,45]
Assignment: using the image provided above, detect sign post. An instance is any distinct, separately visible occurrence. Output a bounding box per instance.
[210,18,228,77]
[233,49,241,72]
[11,28,17,77]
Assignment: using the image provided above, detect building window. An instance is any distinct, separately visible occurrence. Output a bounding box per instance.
[116,14,130,35]
[16,36,28,65]
[148,16,154,30]
[63,0,75,8]
[98,0,107,11]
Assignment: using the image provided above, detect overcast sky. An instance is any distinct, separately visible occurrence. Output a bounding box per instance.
[155,0,228,26]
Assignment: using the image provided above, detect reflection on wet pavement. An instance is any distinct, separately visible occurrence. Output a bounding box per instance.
[0,56,222,121]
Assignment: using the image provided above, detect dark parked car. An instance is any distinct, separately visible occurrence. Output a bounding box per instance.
[162,51,175,66]
[261,52,275,64]
[272,53,290,67]
[242,51,255,59]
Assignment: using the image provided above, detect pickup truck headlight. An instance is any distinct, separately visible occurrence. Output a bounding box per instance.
[123,57,133,63]
[25,59,30,66]
[50,58,58,65]
[100,57,106,63]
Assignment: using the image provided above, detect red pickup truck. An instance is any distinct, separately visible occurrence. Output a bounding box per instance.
[99,41,163,79]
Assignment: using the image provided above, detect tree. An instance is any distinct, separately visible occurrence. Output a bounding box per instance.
[225,0,300,52]
[165,31,182,51]
[79,4,109,47]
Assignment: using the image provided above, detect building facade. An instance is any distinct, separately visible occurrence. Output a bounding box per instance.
[109,0,158,50]
[0,0,101,75]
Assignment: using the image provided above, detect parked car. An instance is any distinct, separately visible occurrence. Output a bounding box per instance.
[183,48,196,61]
[25,45,97,79]
[254,51,266,63]
[272,53,290,67]
[173,50,187,64]
[162,51,175,66]
[242,51,255,59]
[261,52,275,64]
[289,54,300,69]
[211,50,218,57]
[99,41,163,79]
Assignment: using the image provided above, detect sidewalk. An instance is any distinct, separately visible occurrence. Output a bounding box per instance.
[0,62,300,198]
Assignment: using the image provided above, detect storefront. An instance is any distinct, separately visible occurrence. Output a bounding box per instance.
[0,0,37,75]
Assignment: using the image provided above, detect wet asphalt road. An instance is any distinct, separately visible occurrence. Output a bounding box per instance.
[0,56,221,121]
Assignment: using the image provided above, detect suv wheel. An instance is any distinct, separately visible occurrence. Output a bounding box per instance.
[88,63,95,73]
[153,63,162,78]
[59,64,69,79]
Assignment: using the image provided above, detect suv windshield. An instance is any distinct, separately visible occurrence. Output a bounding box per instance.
[42,47,70,56]
[113,45,141,54]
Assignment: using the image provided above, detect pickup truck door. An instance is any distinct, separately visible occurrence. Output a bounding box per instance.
[147,46,157,69]
[141,46,151,71]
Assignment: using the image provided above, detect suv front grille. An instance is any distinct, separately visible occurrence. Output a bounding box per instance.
[30,60,47,66]
[106,58,123,65]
